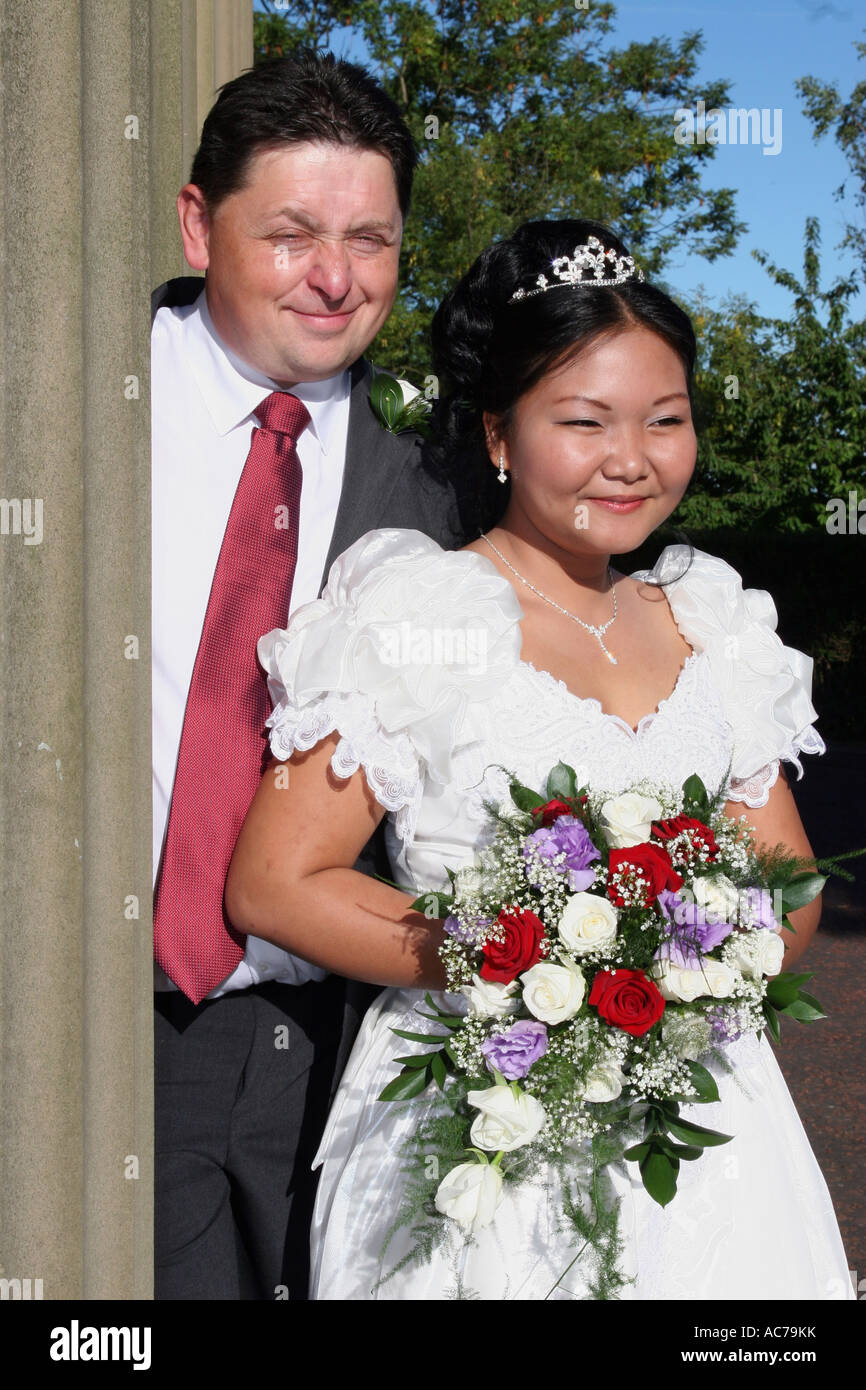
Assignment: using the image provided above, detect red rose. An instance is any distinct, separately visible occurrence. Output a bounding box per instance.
[589,968,666,1036]
[607,842,683,907]
[480,906,546,983]
[652,814,719,862]
[530,798,573,826]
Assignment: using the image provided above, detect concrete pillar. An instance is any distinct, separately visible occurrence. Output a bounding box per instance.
[0,0,252,1302]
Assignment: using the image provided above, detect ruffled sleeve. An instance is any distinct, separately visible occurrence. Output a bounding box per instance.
[634,545,825,808]
[257,528,523,843]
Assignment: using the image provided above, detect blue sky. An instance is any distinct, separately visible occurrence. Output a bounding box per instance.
[614,1,863,317]
[256,1,864,319]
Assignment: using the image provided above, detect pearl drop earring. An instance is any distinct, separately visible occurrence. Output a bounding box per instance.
[497,448,508,485]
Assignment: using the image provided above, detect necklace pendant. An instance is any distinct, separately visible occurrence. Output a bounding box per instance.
[598,640,617,665]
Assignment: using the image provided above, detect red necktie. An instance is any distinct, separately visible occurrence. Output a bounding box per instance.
[154,392,309,1004]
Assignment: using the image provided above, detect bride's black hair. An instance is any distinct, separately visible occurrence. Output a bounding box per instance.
[425,218,697,559]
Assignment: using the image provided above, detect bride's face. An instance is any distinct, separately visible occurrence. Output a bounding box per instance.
[490,324,697,558]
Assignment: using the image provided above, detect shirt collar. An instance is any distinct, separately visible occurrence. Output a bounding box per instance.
[185,286,351,454]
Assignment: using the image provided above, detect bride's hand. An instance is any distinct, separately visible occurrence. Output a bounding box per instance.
[723,767,821,973]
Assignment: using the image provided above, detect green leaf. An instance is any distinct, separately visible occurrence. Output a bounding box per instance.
[682,773,710,817]
[413,1009,462,1030]
[766,971,813,1008]
[545,761,577,801]
[644,1105,666,1136]
[762,998,782,1044]
[391,1053,437,1070]
[666,1143,704,1161]
[684,1059,720,1104]
[623,1142,650,1162]
[797,989,825,1013]
[431,1052,448,1091]
[779,996,827,1023]
[510,780,546,813]
[377,1066,431,1102]
[665,1116,733,1148]
[399,395,433,438]
[779,873,826,914]
[422,992,466,1025]
[408,890,453,916]
[369,373,404,429]
[653,1134,705,1162]
[390,1027,450,1045]
[640,1147,679,1206]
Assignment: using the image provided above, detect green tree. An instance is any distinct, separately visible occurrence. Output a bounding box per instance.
[797,35,866,283]
[255,0,743,376]
[679,218,866,534]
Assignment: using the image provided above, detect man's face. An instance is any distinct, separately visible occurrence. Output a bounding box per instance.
[181,141,403,385]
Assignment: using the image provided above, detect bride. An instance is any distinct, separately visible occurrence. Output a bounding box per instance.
[226,218,852,1300]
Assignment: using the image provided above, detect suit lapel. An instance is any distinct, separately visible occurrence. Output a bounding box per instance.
[319,358,420,590]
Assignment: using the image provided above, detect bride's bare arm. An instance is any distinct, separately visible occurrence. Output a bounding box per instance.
[225,732,447,989]
[724,767,821,972]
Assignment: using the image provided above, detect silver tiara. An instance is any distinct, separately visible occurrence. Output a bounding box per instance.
[509,236,645,303]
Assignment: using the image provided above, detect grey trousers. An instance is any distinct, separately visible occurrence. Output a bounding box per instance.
[154,974,356,1301]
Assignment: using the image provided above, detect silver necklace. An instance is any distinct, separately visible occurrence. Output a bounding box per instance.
[480,533,619,665]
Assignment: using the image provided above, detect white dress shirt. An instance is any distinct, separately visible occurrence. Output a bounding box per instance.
[152,286,350,994]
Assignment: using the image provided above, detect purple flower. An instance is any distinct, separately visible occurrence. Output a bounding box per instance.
[739,887,779,932]
[444,913,492,946]
[657,888,734,953]
[523,816,600,892]
[707,1005,744,1045]
[481,1020,549,1080]
[653,938,702,971]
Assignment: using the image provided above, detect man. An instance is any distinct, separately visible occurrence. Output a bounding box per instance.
[152,50,461,1301]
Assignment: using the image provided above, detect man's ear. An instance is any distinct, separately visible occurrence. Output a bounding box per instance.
[177,184,211,271]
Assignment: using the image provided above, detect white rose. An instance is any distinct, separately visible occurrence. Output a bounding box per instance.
[459,973,521,1020]
[700,958,737,998]
[558,892,619,956]
[599,792,663,848]
[692,874,740,926]
[578,1060,626,1103]
[726,929,785,980]
[434,1161,504,1231]
[520,959,586,1024]
[467,1084,547,1152]
[651,958,736,1003]
[650,959,703,1003]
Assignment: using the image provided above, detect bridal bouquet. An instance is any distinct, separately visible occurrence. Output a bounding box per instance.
[379,763,829,1284]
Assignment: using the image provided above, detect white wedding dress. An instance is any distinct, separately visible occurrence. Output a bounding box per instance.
[259,529,853,1301]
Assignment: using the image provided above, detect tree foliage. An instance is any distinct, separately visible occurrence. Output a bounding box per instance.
[255,0,743,374]
[680,219,866,534]
[797,35,866,283]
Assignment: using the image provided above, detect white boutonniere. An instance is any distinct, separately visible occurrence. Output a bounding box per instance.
[369,371,432,438]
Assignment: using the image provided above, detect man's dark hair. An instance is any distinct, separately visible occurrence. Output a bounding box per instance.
[189,49,417,218]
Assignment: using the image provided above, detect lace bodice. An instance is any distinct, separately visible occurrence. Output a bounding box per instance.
[260,529,825,893]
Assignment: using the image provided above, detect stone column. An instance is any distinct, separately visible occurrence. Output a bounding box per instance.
[0,0,252,1302]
